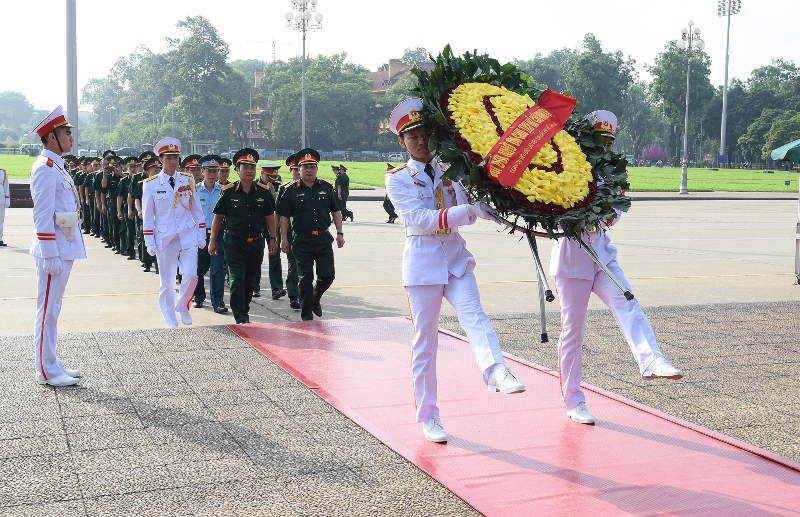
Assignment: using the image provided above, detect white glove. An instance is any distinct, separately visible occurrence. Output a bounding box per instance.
[43,257,62,276]
[469,201,497,221]
[147,246,157,256]
[198,240,206,250]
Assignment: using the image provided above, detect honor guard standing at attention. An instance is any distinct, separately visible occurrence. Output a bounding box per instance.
[29,106,86,386]
[0,165,9,246]
[119,156,138,259]
[551,110,683,426]
[277,148,345,320]
[335,164,353,222]
[252,163,287,300]
[194,154,227,313]
[277,154,302,310]
[134,152,159,272]
[209,148,278,324]
[383,163,398,223]
[142,137,206,327]
[386,98,525,442]
[106,155,124,254]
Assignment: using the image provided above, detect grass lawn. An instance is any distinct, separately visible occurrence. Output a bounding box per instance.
[3,154,797,192]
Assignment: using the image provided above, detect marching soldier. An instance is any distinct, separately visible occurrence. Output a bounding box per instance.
[278,154,301,310]
[209,148,278,324]
[142,137,206,327]
[194,154,227,313]
[133,152,159,272]
[386,97,525,442]
[383,163,398,223]
[218,158,232,187]
[253,163,286,300]
[551,110,683,425]
[277,148,344,320]
[29,106,85,386]
[335,164,353,222]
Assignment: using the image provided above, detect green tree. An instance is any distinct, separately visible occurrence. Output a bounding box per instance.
[400,47,431,64]
[0,91,35,129]
[738,109,796,161]
[565,34,636,117]
[615,82,668,158]
[514,53,568,92]
[648,41,714,160]
[762,112,800,159]
[230,59,270,84]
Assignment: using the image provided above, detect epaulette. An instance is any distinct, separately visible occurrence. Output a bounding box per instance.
[46,158,54,167]
[221,183,236,190]
[141,175,158,183]
[179,171,192,177]
[318,178,332,186]
[387,164,407,174]
[279,179,294,187]
[257,181,270,189]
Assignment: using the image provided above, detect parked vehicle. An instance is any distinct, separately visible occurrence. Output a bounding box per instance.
[114,147,137,157]
[21,144,42,156]
[387,153,406,162]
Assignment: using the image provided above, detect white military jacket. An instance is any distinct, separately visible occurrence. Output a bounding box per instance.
[386,159,477,286]
[549,216,621,280]
[142,170,205,251]
[29,150,87,260]
[1,167,9,206]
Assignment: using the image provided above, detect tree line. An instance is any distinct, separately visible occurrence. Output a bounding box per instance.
[2,16,799,164]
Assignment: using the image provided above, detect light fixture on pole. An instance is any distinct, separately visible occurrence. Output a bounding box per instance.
[676,20,705,194]
[718,0,741,168]
[285,0,323,149]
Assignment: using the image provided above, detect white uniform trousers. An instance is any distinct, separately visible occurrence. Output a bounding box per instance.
[156,235,198,326]
[0,203,6,241]
[405,268,506,423]
[555,259,662,409]
[33,257,74,380]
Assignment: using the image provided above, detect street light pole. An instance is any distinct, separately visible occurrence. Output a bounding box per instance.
[66,0,79,147]
[677,20,705,194]
[718,0,741,168]
[285,0,323,149]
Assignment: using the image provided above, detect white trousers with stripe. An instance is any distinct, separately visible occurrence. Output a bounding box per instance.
[0,203,6,241]
[33,257,74,380]
[405,268,506,423]
[155,235,198,326]
[555,259,662,410]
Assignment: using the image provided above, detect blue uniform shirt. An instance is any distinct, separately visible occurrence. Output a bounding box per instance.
[197,180,222,229]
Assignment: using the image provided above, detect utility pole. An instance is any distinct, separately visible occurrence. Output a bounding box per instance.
[66,0,79,147]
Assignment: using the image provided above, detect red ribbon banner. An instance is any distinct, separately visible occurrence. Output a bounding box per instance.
[485,89,577,188]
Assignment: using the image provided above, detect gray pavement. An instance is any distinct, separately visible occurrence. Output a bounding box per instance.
[1,197,800,515]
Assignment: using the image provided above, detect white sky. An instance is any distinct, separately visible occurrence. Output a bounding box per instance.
[2,0,797,112]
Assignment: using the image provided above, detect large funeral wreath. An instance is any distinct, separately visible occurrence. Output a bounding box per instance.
[411,45,631,240]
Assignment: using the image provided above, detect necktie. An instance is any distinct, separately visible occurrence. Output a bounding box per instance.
[424,163,435,183]
[169,176,175,189]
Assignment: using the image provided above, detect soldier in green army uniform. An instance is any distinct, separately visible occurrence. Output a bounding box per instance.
[335,163,353,221]
[86,157,99,236]
[95,151,115,246]
[209,148,278,324]
[133,153,160,272]
[118,156,139,259]
[105,155,124,253]
[252,163,286,300]
[217,158,232,187]
[278,154,301,310]
[277,148,345,320]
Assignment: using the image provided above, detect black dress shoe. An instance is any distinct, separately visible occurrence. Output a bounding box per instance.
[194,301,204,308]
[271,289,287,300]
[289,298,301,310]
[252,291,261,298]
[114,250,121,254]
[143,264,151,272]
[127,254,137,260]
[312,303,323,317]
[0,241,6,247]
[213,306,229,314]
[104,243,112,248]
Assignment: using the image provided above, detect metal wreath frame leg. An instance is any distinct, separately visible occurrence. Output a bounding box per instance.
[576,238,635,301]
[525,233,553,343]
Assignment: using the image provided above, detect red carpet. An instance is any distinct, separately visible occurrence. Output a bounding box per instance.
[231,318,800,516]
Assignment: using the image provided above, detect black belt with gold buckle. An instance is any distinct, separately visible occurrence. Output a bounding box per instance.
[225,230,262,243]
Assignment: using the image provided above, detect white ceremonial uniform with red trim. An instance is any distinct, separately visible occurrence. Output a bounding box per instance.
[0,167,9,241]
[29,150,86,381]
[386,158,507,423]
[550,217,664,409]
[142,170,205,326]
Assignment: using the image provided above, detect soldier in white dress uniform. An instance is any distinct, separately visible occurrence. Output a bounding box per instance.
[142,137,206,328]
[0,165,9,246]
[29,106,86,387]
[385,98,526,443]
[550,110,683,425]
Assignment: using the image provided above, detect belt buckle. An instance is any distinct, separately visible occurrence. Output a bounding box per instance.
[246,237,255,242]
[310,230,319,236]
[207,229,212,234]
[435,228,451,235]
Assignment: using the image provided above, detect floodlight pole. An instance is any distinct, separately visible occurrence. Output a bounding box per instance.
[718,0,741,168]
[66,0,79,146]
[677,21,705,194]
[285,0,323,150]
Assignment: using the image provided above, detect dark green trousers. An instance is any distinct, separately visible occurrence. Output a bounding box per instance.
[292,232,335,320]
[286,245,299,299]
[252,231,283,293]
[224,233,265,324]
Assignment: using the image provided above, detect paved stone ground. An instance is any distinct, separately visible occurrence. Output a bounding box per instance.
[0,327,476,517]
[443,301,800,463]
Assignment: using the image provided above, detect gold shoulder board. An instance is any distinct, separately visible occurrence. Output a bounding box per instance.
[141,175,158,183]
[221,183,236,191]
[387,164,407,174]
